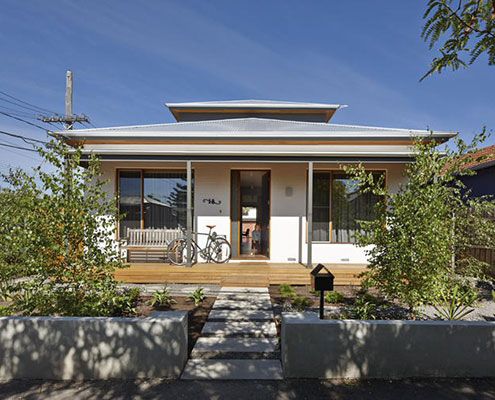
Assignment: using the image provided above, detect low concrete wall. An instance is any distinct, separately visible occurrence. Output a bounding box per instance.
[0,311,188,380]
[282,313,495,379]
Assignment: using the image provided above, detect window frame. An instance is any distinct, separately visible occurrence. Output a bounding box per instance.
[116,167,192,239]
[307,168,387,244]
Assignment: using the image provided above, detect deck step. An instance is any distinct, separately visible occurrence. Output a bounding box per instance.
[181,359,283,380]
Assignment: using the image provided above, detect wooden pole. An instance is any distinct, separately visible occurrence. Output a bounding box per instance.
[307,161,313,268]
[186,161,193,267]
[65,70,73,130]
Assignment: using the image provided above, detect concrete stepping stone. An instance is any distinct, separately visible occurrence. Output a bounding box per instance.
[181,359,283,380]
[220,287,269,294]
[213,299,273,310]
[192,336,278,353]
[217,293,271,301]
[208,309,274,321]
[202,321,277,337]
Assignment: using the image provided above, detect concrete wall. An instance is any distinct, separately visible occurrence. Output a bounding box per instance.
[282,313,495,379]
[101,161,407,264]
[0,311,188,380]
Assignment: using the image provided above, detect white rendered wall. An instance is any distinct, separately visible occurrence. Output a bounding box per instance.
[99,161,407,265]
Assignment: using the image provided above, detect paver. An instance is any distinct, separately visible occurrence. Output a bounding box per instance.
[182,286,282,380]
[181,359,283,380]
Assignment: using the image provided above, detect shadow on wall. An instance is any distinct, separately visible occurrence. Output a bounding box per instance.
[0,312,188,380]
[282,313,495,379]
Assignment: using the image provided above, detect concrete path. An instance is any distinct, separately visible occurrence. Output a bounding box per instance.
[182,287,283,380]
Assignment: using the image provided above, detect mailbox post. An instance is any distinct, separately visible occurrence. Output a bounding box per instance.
[310,264,335,319]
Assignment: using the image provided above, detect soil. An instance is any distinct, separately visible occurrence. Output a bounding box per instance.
[137,295,215,354]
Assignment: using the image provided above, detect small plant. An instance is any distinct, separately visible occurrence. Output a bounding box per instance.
[352,295,378,320]
[291,295,312,311]
[190,287,206,306]
[109,287,141,316]
[432,285,476,321]
[325,291,345,304]
[279,284,296,300]
[149,287,176,308]
[492,290,495,302]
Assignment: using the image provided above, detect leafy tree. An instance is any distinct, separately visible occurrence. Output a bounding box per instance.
[422,0,495,80]
[0,139,128,316]
[345,134,495,313]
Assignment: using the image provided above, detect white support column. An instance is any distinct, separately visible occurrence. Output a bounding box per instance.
[307,161,313,268]
[186,161,193,267]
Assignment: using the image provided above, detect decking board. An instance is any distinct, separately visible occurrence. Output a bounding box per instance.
[115,262,365,287]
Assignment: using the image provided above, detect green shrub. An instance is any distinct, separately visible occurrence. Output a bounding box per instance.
[279,284,296,300]
[108,287,141,317]
[149,287,176,308]
[352,295,378,320]
[189,287,206,306]
[345,134,495,313]
[0,139,126,316]
[291,295,312,311]
[325,291,345,304]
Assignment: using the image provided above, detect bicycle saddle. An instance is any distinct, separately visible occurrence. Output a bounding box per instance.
[206,224,216,229]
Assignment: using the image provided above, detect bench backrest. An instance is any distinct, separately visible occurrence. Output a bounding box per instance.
[126,228,183,247]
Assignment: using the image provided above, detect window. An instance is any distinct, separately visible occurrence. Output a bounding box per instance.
[311,171,384,243]
[118,170,192,238]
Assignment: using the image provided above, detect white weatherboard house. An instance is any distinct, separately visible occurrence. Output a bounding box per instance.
[60,100,455,269]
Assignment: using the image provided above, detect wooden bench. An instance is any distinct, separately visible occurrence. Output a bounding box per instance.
[121,228,183,263]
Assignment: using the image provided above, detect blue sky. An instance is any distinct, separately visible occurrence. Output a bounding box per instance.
[0,0,494,171]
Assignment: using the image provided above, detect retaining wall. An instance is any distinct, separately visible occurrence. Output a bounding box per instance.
[282,313,495,379]
[0,311,188,380]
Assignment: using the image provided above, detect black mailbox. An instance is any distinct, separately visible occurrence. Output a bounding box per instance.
[311,264,335,292]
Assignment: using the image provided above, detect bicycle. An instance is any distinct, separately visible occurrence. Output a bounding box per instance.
[167,225,231,265]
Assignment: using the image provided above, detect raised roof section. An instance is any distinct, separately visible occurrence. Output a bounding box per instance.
[165,99,345,123]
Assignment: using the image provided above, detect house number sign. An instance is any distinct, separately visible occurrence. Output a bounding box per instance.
[202,198,222,205]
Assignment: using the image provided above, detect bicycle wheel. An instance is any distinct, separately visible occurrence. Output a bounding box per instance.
[208,237,231,263]
[167,238,196,266]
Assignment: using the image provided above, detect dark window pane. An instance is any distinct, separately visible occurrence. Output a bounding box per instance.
[331,173,383,243]
[143,171,192,230]
[312,172,330,241]
[119,171,142,238]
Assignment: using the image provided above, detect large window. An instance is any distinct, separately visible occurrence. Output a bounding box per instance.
[118,170,192,238]
[311,171,384,243]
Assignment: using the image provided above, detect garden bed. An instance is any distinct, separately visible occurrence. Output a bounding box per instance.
[269,281,495,322]
[136,295,215,354]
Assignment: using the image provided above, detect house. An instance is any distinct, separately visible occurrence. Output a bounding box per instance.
[59,99,455,278]
[459,144,495,199]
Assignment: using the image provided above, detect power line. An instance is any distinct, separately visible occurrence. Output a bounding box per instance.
[0,89,59,115]
[0,104,41,119]
[0,141,38,152]
[0,110,53,132]
[0,129,47,145]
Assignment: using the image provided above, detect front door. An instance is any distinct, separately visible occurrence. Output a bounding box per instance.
[231,170,270,259]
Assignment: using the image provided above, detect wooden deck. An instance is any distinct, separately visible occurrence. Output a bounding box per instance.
[115,262,366,287]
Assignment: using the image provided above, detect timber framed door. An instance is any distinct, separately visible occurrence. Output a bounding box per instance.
[230,170,270,259]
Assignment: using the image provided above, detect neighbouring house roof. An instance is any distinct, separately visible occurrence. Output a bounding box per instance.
[165,99,346,122]
[460,145,495,170]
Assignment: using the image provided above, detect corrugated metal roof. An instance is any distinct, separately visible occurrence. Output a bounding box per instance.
[59,118,456,140]
[165,99,344,109]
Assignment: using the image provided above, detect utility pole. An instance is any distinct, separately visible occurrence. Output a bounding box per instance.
[40,70,90,130]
